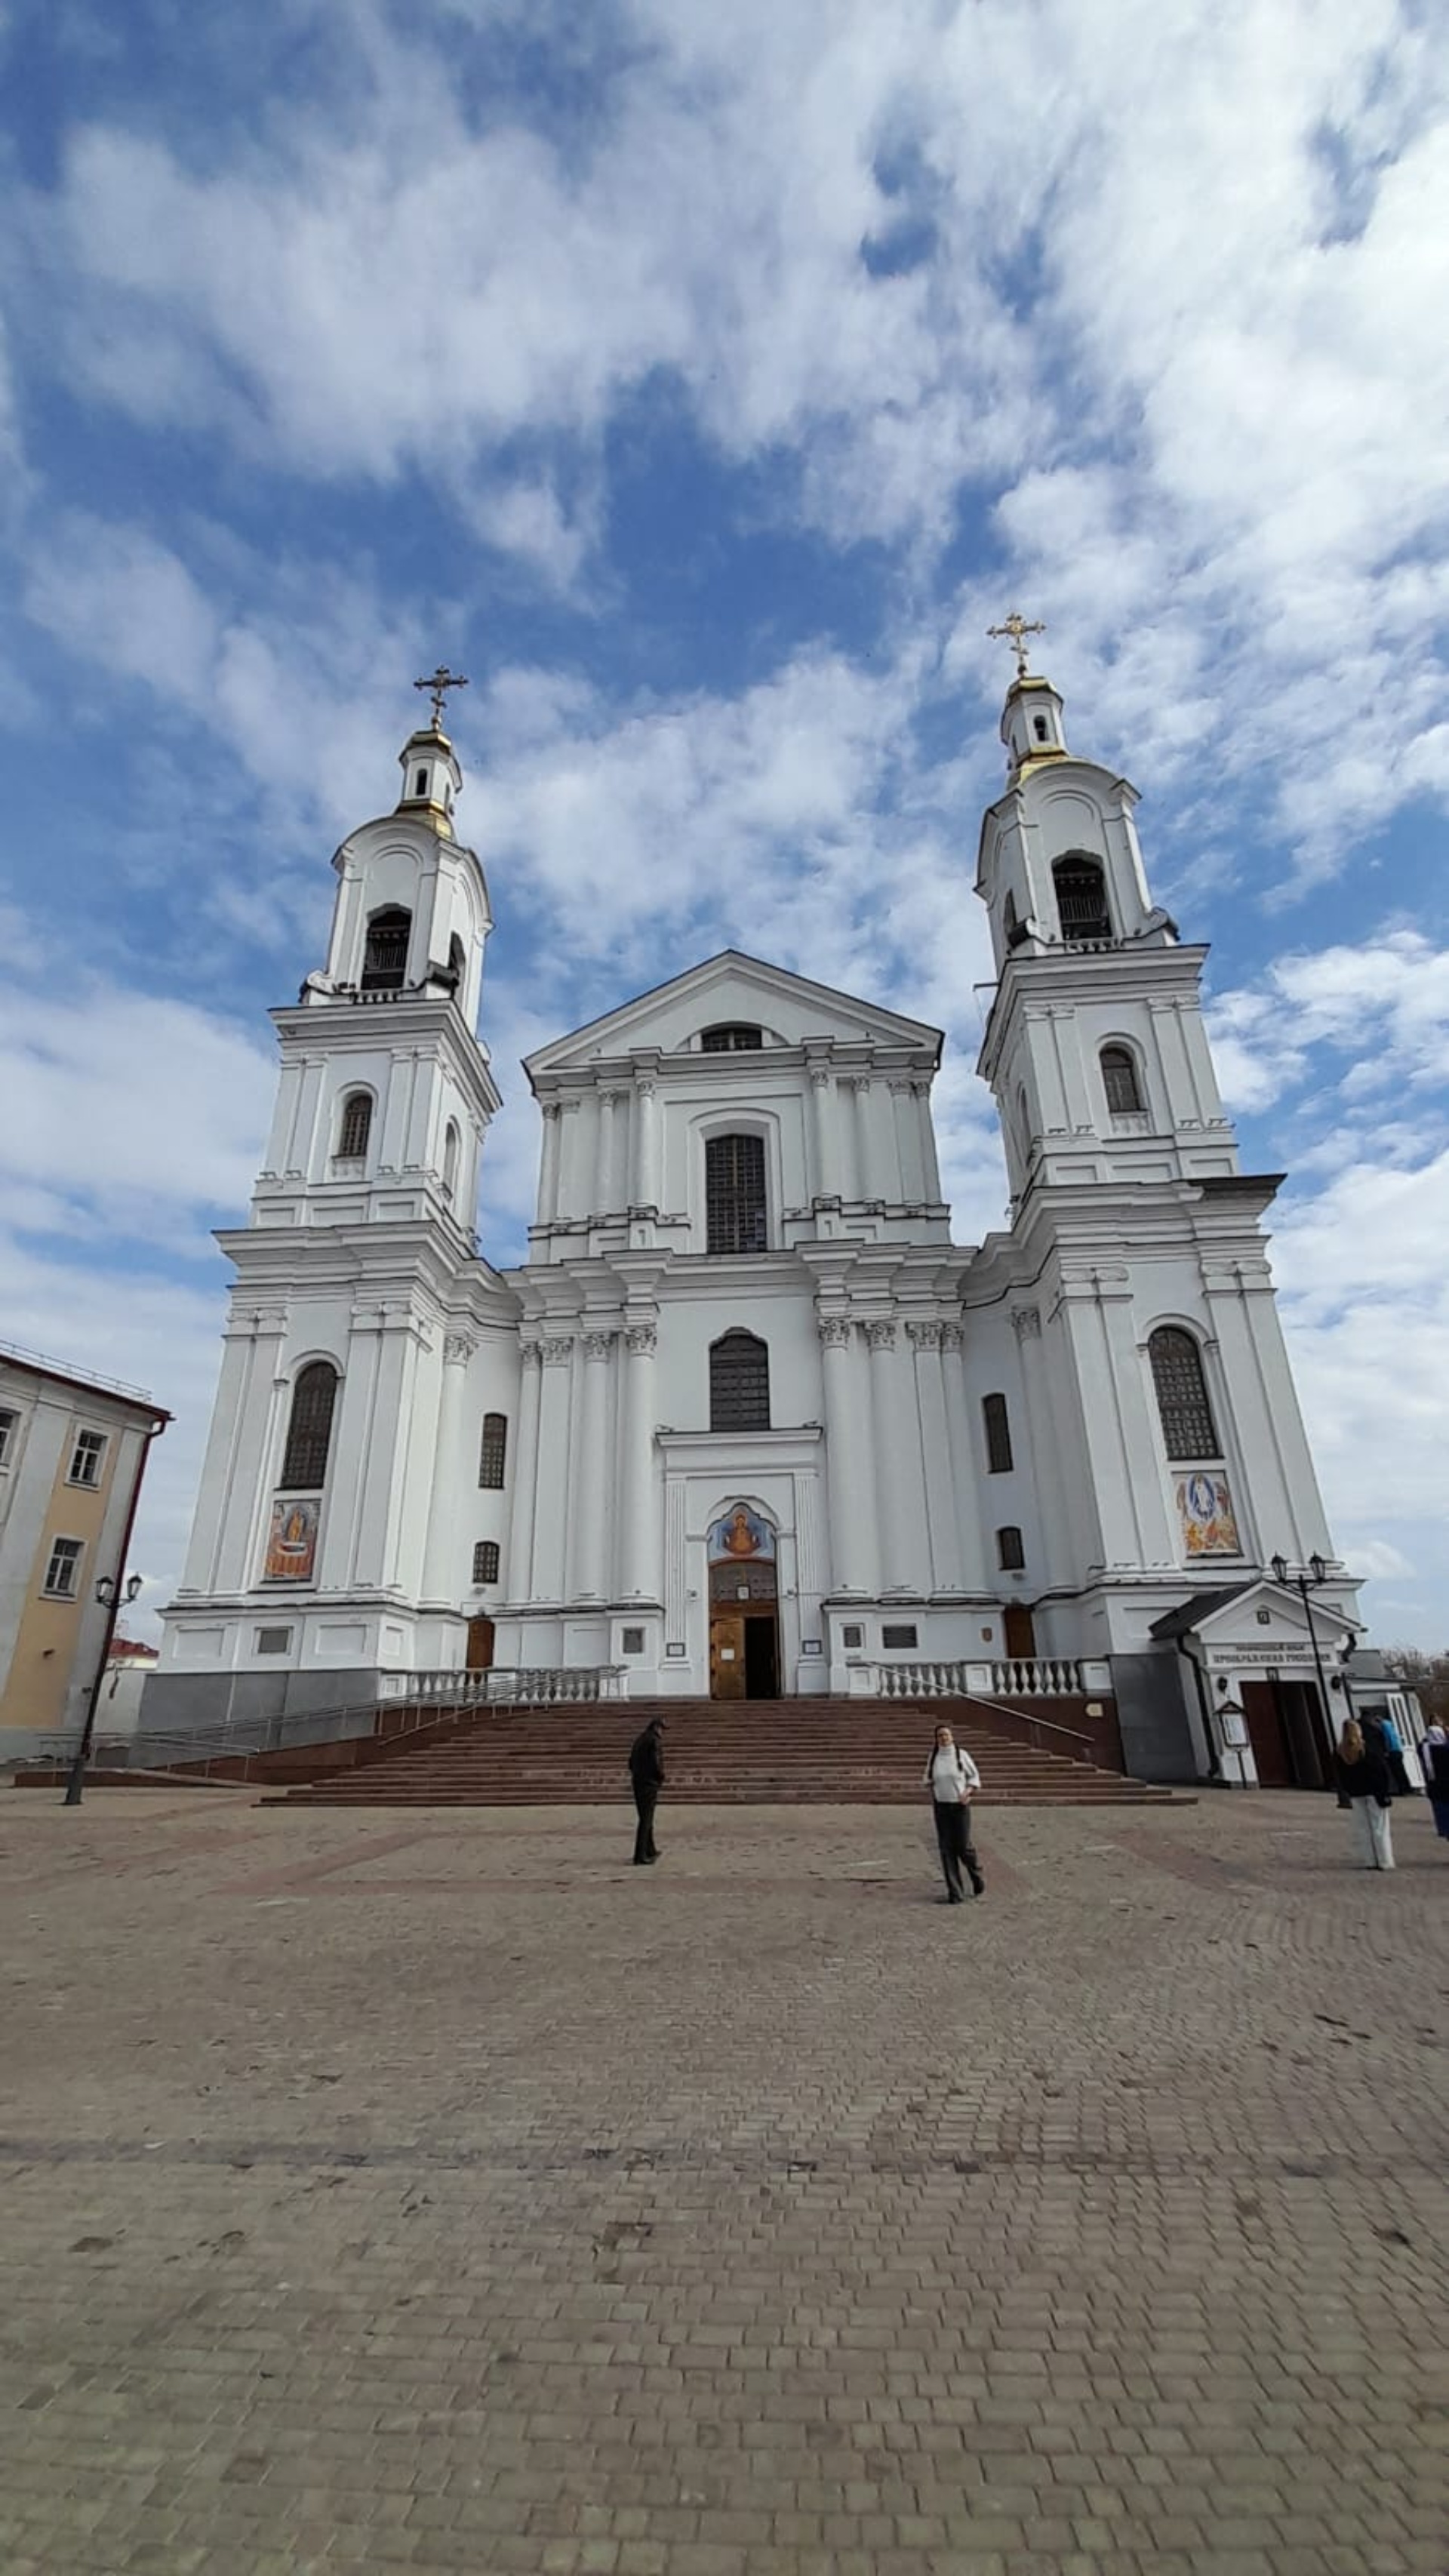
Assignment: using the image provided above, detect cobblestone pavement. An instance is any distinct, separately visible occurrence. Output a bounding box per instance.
[2,1787,1446,2576]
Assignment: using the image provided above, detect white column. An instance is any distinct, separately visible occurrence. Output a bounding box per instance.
[620,1317,660,1597]
[291,1054,327,1177]
[1202,1261,1333,1563]
[531,1334,575,1599]
[203,1307,289,1593]
[538,1103,562,1223]
[1057,1273,1165,1569]
[422,1330,478,1602]
[555,1097,583,1218]
[379,1048,414,1174]
[818,1316,876,1594]
[808,1064,841,1199]
[1151,995,1204,1128]
[838,1079,863,1201]
[507,1340,543,1600]
[914,1079,943,1203]
[940,1322,989,1594]
[353,1309,427,1589]
[851,1079,875,1200]
[908,1322,964,1591]
[630,1078,660,1207]
[571,1332,615,1599]
[866,1081,897,1198]
[598,1091,622,1211]
[890,1080,926,1201]
[867,1319,919,1591]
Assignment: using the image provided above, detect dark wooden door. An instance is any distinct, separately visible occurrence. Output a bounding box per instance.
[710,1613,745,1699]
[1003,1605,1036,1658]
[466,1616,495,1671]
[1242,1681,1293,1787]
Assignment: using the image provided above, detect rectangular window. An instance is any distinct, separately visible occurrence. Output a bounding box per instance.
[705,1132,768,1254]
[255,1626,294,1655]
[841,1622,864,1650]
[881,1622,919,1649]
[67,1427,108,1487]
[472,1540,500,1585]
[997,1525,1026,1571]
[0,1407,16,1468]
[478,1414,508,1488]
[43,1536,84,1598]
[620,1625,645,1654]
[982,1393,1013,1475]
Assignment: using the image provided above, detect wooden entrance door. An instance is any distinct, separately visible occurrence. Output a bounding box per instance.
[466,1615,495,1671]
[1003,1604,1036,1659]
[1241,1680,1293,1787]
[710,1612,746,1699]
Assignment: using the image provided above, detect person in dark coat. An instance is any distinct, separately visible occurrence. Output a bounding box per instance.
[628,1718,666,1865]
[1420,1722,1449,1842]
[1334,1719,1394,1871]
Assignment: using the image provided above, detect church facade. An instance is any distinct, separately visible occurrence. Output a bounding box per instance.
[146,657,1361,1784]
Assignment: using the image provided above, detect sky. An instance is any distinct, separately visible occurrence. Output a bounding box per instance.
[1,0,1447,1646]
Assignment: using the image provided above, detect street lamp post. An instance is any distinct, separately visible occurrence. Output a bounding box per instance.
[63,1570,143,1808]
[1270,1550,1337,1783]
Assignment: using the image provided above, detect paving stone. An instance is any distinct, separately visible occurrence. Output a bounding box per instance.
[2,1790,1446,2576]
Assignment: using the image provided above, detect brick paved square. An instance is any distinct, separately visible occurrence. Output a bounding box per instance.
[1,1789,1446,2574]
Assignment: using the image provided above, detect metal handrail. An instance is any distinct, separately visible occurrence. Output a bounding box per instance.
[966,1690,1095,1762]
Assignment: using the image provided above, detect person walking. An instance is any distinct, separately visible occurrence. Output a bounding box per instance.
[1334,1718,1395,1871]
[922,1722,984,1904]
[628,1716,666,1866]
[1379,1710,1414,1799]
[1420,1719,1449,1842]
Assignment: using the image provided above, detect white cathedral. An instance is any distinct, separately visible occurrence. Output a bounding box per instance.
[148,649,1361,1786]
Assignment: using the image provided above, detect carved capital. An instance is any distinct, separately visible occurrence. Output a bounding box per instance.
[582,1330,616,1363]
[888,1077,912,1097]
[599,1088,623,1110]
[1012,1305,1042,1342]
[542,1103,562,1125]
[540,1336,574,1367]
[519,1337,543,1371]
[625,1320,658,1359]
[809,1063,831,1091]
[909,1076,931,1099]
[906,1319,943,1351]
[817,1315,851,1350]
[864,1318,897,1353]
[939,1320,964,1353]
[443,1331,480,1366]
[636,1076,657,1101]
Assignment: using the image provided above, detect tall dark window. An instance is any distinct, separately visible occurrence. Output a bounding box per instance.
[700,1024,763,1051]
[1101,1046,1143,1113]
[983,1393,1014,1475]
[478,1413,507,1488]
[709,1331,770,1430]
[1052,854,1112,941]
[1149,1327,1218,1461]
[706,1133,768,1253]
[472,1540,500,1584]
[996,1525,1026,1571]
[338,1091,372,1157]
[361,906,411,992]
[280,1362,340,1489]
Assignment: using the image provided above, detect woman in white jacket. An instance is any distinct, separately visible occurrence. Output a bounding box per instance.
[923,1724,985,1904]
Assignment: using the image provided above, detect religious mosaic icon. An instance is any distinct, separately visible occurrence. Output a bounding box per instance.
[265,1495,319,1582]
[1175,1472,1239,1557]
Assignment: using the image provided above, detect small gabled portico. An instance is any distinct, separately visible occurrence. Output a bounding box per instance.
[1150,1580,1361,1790]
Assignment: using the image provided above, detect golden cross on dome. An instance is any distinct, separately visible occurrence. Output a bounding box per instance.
[987,611,1046,680]
[414,664,469,731]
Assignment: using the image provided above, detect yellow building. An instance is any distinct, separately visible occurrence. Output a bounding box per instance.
[0,1349,169,1758]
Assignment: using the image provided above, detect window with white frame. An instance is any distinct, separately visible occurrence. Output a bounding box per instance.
[472,1540,500,1584]
[67,1427,108,1488]
[43,1536,84,1597]
[0,1407,17,1468]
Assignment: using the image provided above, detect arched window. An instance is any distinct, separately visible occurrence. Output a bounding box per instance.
[361,905,411,993]
[709,1331,770,1430]
[1149,1327,1219,1461]
[337,1091,372,1159]
[700,1023,763,1051]
[280,1362,340,1490]
[1101,1045,1143,1114]
[706,1133,768,1254]
[983,1393,1014,1475]
[479,1413,507,1489]
[442,1120,460,1200]
[997,1525,1026,1571]
[1052,854,1112,942]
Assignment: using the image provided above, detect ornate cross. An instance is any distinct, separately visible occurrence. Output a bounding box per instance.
[414,664,469,731]
[987,611,1046,679]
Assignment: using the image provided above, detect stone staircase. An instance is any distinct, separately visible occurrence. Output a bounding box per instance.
[274,1696,1178,1808]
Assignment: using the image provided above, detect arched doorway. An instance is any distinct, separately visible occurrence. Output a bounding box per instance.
[707,1503,780,1700]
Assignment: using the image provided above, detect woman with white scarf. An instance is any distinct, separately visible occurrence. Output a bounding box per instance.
[922,1723,985,1904]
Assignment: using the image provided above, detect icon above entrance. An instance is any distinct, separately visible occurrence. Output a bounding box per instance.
[707,1503,780,1700]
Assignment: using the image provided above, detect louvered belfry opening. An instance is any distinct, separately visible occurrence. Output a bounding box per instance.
[1052,854,1112,941]
[706,1133,768,1253]
[361,905,411,992]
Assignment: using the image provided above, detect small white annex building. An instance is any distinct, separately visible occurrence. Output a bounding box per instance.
[146,654,1361,1785]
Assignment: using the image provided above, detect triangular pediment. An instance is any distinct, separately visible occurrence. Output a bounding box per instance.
[1151,1579,1360,1654]
[525,949,941,1079]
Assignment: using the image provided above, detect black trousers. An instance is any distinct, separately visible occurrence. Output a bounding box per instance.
[933,1799,982,1898]
[632,1784,659,1864]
